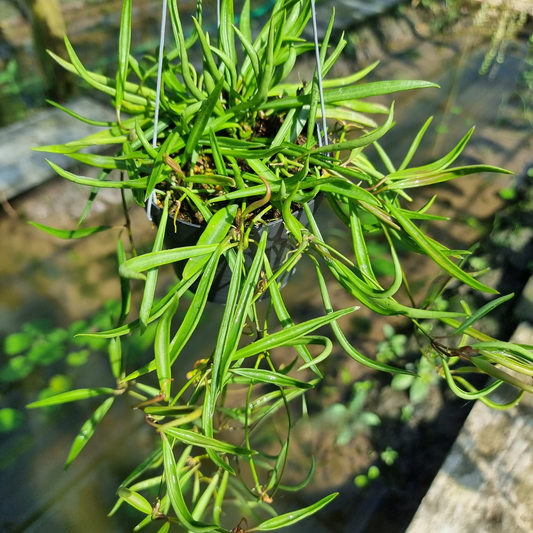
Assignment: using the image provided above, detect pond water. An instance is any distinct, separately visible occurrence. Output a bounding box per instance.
[0,2,531,532]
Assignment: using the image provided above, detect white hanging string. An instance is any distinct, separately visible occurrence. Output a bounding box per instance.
[310,0,328,148]
[146,0,169,222]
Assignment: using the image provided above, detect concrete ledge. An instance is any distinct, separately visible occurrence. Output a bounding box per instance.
[407,323,533,533]
[0,97,114,200]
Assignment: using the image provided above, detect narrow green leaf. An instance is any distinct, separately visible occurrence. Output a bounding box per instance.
[155,293,180,401]
[119,244,218,281]
[265,440,289,492]
[261,81,439,112]
[302,178,379,206]
[309,252,414,376]
[218,233,268,379]
[278,457,315,492]
[453,294,515,336]
[312,102,394,154]
[296,336,333,370]
[199,247,243,477]
[182,204,238,280]
[470,341,533,364]
[135,118,158,158]
[441,359,503,399]
[27,388,115,408]
[28,222,113,239]
[215,38,237,90]
[139,194,170,333]
[65,152,150,172]
[388,165,513,190]
[120,446,163,489]
[123,244,225,381]
[398,116,433,171]
[234,24,262,82]
[117,239,131,326]
[48,47,154,103]
[145,130,180,200]
[192,18,232,96]
[192,473,219,520]
[230,368,314,389]
[29,222,112,239]
[208,129,228,176]
[396,127,477,179]
[61,36,149,107]
[349,202,378,284]
[264,259,321,377]
[183,76,225,162]
[213,470,229,526]
[168,0,205,102]
[257,493,338,530]
[161,426,255,456]
[46,100,114,127]
[65,397,114,468]
[162,437,215,532]
[272,61,380,95]
[167,243,225,361]
[108,337,122,379]
[47,159,147,189]
[117,487,152,515]
[233,307,358,360]
[239,0,252,43]
[116,0,132,110]
[389,205,498,294]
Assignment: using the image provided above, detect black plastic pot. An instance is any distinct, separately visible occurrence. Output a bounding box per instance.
[154,194,323,304]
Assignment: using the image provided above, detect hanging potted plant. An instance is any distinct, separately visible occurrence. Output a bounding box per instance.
[27,0,533,530]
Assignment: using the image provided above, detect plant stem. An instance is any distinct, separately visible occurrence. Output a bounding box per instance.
[120,171,138,257]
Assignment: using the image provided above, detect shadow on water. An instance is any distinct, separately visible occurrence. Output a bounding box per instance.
[0,1,532,532]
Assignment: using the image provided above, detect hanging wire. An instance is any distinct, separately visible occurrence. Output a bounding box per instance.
[146,0,169,222]
[310,0,328,149]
